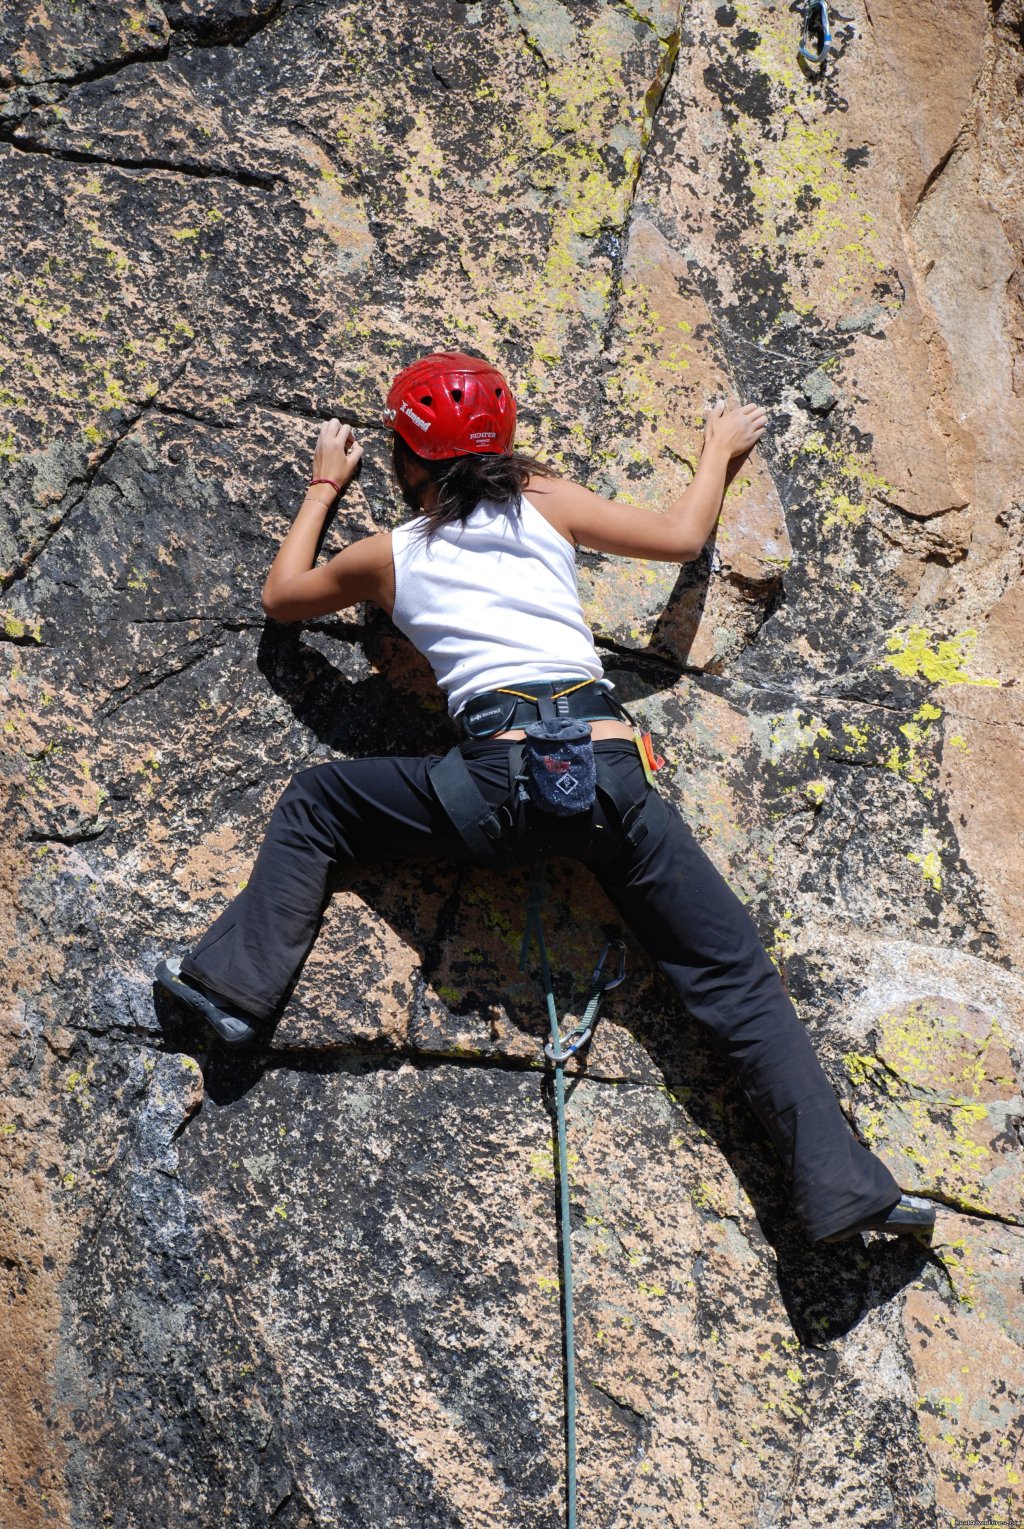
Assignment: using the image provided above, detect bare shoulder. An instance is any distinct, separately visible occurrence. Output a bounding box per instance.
[523,473,584,507]
[353,529,394,566]
[522,474,590,547]
[337,528,395,612]
[325,527,393,580]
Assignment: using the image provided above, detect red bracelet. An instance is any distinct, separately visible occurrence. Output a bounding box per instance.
[309,477,342,495]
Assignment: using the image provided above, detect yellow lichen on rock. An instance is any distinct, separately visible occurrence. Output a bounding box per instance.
[843,1000,1022,1222]
[881,625,1000,688]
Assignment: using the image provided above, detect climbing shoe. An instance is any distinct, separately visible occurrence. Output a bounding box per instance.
[820,1193,936,1244]
[154,957,259,1047]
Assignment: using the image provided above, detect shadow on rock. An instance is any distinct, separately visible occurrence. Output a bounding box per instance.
[761,1210,934,1346]
[256,610,454,758]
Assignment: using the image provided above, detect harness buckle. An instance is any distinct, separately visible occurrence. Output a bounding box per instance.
[491,802,515,836]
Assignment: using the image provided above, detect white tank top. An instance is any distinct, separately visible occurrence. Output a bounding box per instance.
[390,494,604,718]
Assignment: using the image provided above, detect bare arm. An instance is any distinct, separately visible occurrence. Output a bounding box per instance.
[528,401,767,561]
[261,421,394,622]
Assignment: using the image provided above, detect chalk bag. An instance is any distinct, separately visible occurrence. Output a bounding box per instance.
[521,718,597,817]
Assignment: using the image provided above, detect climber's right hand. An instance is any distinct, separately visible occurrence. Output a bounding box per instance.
[312,418,363,492]
[702,400,768,459]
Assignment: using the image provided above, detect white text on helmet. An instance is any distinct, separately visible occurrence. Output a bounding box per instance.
[400,402,431,431]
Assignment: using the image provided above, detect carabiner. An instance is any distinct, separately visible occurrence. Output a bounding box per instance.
[592,939,627,992]
[799,0,832,65]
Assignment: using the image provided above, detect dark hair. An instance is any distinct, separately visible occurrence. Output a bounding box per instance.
[392,432,558,535]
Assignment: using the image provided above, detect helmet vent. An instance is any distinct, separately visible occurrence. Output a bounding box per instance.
[495,386,504,398]
[451,387,463,402]
[419,395,433,406]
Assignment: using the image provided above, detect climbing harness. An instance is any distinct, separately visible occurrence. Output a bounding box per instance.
[798,0,833,65]
[519,868,627,1529]
[427,730,658,870]
[428,676,665,868]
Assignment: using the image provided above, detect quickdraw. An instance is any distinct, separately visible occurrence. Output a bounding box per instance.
[543,941,627,1064]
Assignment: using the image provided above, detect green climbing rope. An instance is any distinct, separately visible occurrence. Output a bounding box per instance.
[519,868,626,1529]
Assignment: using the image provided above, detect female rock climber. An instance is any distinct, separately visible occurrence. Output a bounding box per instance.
[156,351,934,1246]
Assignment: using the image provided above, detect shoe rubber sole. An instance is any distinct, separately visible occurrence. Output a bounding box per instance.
[154,957,259,1047]
[821,1193,936,1244]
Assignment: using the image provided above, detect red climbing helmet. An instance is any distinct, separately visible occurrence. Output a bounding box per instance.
[383,352,517,460]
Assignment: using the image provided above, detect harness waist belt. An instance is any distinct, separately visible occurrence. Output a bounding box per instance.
[461,678,620,738]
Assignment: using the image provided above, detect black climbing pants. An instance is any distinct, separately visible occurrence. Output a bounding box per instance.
[181,738,900,1242]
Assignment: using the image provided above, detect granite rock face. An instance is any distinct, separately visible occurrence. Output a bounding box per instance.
[1,1,1022,1525]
